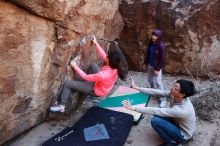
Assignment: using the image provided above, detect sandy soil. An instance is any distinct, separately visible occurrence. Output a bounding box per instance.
[6,71,220,146]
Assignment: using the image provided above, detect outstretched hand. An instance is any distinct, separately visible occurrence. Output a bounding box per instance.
[122,100,134,110]
[130,76,139,90]
[70,60,77,67]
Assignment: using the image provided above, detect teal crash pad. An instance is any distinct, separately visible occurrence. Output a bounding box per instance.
[98,92,150,123]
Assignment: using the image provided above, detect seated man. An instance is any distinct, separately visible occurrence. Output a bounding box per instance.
[122,77,196,146]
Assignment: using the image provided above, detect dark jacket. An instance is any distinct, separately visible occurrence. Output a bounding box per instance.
[144,29,166,71]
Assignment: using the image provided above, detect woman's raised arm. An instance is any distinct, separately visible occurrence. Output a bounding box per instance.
[92,36,107,61]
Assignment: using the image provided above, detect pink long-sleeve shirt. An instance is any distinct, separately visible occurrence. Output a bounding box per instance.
[73,42,118,97]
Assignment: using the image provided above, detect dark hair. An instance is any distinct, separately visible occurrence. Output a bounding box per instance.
[108,51,127,81]
[176,79,195,98]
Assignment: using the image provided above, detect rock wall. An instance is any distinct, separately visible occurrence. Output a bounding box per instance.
[119,0,220,78]
[0,0,123,144]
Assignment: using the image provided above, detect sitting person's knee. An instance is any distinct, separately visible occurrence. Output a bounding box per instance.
[151,116,161,127]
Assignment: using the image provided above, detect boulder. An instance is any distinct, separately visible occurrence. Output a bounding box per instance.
[0,0,123,144]
[0,1,55,144]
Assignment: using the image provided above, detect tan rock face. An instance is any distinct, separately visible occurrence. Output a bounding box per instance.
[0,1,55,144]
[61,0,123,41]
[1,0,123,144]
[9,0,67,21]
[119,0,220,77]
[10,0,123,40]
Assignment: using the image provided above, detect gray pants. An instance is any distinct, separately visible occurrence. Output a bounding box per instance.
[147,65,165,101]
[61,63,100,104]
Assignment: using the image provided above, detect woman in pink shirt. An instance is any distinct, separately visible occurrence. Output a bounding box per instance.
[50,37,127,112]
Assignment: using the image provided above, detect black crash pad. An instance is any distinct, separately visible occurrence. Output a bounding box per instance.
[42,106,134,146]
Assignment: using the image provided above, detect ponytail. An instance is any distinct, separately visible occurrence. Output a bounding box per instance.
[118,67,127,81]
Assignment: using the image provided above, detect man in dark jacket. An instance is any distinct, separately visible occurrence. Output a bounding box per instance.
[143,29,166,107]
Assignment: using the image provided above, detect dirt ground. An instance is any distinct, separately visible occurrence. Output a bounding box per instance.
[6,71,220,146]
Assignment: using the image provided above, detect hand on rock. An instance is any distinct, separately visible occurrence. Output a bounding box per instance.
[70,60,77,67]
[70,55,81,67]
[91,36,98,44]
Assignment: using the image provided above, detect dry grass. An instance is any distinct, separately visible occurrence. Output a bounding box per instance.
[192,90,220,121]
[185,55,220,122]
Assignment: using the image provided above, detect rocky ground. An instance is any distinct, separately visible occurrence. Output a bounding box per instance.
[6,71,220,146]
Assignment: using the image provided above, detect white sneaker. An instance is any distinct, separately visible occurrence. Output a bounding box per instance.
[159,100,166,108]
[50,105,65,113]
